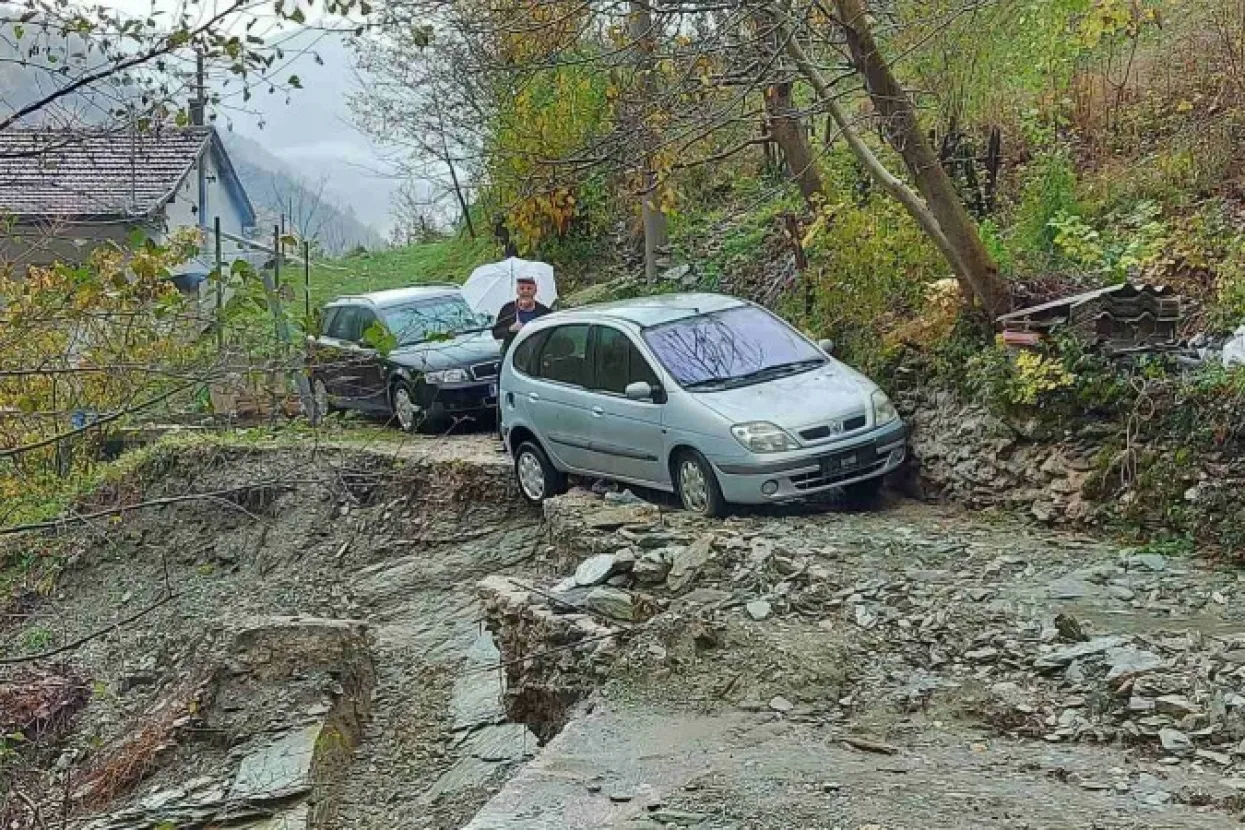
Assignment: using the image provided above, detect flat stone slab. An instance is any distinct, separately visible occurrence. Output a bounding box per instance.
[230,725,323,802]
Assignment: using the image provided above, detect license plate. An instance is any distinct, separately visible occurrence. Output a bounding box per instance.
[489,383,498,397]
[822,446,872,475]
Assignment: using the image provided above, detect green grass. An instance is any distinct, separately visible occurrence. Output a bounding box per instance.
[307,235,501,307]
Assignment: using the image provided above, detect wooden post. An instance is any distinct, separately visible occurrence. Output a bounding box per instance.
[782,212,812,320]
[303,240,312,326]
[260,224,314,420]
[214,216,224,352]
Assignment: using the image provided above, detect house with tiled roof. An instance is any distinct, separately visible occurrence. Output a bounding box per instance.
[0,124,261,291]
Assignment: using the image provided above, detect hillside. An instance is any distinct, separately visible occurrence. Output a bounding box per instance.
[220,131,386,256]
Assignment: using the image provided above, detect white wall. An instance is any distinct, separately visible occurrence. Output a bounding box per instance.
[163,146,260,276]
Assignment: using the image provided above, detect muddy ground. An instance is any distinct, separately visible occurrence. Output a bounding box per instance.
[3,434,1245,829]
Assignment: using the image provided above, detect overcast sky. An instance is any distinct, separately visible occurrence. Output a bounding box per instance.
[101,0,401,234]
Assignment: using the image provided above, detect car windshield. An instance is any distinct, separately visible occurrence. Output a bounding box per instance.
[382,297,483,345]
[642,305,826,390]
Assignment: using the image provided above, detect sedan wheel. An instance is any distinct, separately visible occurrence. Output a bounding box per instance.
[676,450,727,518]
[312,378,331,421]
[393,385,421,433]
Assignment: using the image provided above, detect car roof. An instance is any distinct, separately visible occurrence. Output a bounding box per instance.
[326,284,461,309]
[549,292,747,328]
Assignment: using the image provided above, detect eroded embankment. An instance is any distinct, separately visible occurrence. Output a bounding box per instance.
[0,437,545,830]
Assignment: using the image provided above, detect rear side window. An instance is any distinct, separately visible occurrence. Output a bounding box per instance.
[512,329,550,376]
[592,326,659,394]
[535,324,590,386]
[325,306,358,340]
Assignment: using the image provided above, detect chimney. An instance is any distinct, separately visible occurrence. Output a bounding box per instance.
[190,51,206,127]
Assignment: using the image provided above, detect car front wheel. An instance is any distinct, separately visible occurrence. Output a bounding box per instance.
[675,449,727,518]
[391,383,423,433]
[514,441,566,507]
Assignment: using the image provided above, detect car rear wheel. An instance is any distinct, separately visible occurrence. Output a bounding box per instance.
[514,441,566,507]
[675,449,727,518]
[391,383,422,433]
[312,376,332,422]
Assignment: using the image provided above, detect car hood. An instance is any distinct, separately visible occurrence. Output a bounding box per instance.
[691,360,876,428]
[387,330,500,372]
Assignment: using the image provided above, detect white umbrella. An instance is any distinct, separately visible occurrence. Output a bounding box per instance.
[460,257,558,319]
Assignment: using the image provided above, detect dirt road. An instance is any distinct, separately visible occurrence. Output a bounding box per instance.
[3,434,1244,828]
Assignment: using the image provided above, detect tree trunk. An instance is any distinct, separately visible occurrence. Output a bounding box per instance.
[771,6,974,297]
[832,0,1010,317]
[764,81,824,205]
[628,0,669,282]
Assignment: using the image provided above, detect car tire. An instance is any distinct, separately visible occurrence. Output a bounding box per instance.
[311,376,333,422]
[842,475,884,508]
[390,382,424,433]
[674,449,727,518]
[514,441,566,508]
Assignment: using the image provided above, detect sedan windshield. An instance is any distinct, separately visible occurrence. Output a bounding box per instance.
[642,305,826,390]
[383,297,482,345]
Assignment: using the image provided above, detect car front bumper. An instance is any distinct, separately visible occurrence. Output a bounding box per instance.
[709,419,907,504]
[425,379,499,415]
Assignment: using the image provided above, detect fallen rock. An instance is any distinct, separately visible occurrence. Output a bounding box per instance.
[1034,636,1128,672]
[1131,553,1167,572]
[632,552,670,585]
[1104,646,1163,682]
[1155,695,1202,717]
[1159,727,1193,754]
[769,695,794,713]
[584,586,637,622]
[574,554,620,587]
[745,600,772,621]
[666,535,715,592]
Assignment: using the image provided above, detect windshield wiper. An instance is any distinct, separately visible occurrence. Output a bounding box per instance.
[683,359,824,391]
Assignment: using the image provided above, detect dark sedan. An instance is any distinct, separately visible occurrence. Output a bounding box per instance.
[308,285,501,432]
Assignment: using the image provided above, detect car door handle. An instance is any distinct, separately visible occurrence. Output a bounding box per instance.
[592,406,604,417]
[528,392,540,402]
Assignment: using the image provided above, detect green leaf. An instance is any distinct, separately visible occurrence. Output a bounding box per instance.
[288,74,302,89]
[360,321,397,355]
[127,227,147,248]
[14,25,24,39]
[174,109,189,127]
[359,0,371,14]
[288,7,305,24]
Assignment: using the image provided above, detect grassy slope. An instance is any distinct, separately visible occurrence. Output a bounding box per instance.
[307,235,501,306]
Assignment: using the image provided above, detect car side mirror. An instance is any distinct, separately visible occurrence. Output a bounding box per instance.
[624,381,655,401]
[818,338,836,355]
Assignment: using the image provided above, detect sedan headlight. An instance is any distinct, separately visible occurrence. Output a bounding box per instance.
[425,368,469,384]
[872,389,899,425]
[731,421,800,453]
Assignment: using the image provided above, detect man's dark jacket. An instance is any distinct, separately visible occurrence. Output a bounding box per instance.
[492,300,551,356]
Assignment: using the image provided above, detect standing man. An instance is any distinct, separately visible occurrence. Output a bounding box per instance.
[493,274,551,445]
[492,274,551,357]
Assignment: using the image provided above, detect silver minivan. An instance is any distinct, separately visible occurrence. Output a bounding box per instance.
[499,293,907,516]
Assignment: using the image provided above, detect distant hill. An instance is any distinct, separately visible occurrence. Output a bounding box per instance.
[220,131,386,256]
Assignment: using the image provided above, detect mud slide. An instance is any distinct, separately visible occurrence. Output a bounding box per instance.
[1,437,546,829]
[6,436,1245,829]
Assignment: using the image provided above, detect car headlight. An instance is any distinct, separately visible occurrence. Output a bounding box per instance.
[425,368,469,384]
[731,421,800,453]
[872,389,899,425]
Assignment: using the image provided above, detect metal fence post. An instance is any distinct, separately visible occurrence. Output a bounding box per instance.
[214,216,224,352]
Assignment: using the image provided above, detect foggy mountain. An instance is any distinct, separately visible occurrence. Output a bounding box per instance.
[219,131,385,255]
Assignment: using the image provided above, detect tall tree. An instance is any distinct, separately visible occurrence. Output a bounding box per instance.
[627,0,670,280]
[826,0,1010,315]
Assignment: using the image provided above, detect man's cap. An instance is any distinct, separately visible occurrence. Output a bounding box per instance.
[516,274,537,284]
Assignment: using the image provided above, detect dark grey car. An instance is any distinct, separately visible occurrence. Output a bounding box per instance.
[308,286,501,432]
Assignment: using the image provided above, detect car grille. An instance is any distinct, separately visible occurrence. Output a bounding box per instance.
[791,459,888,491]
[798,414,868,442]
[470,360,501,380]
